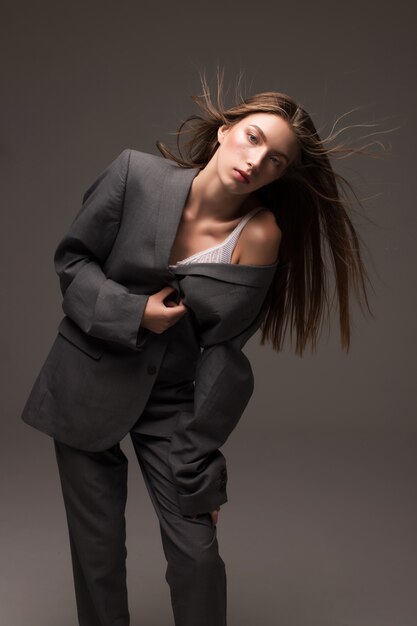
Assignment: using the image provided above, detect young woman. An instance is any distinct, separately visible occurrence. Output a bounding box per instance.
[21,73,378,626]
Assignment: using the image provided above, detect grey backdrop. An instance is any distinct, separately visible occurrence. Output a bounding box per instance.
[1,1,415,625]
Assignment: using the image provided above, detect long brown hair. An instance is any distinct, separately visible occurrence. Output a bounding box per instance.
[156,69,393,356]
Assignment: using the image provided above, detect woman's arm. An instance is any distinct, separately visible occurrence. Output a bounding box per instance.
[53,149,150,351]
[167,303,268,517]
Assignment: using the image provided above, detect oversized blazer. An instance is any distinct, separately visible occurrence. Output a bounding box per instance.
[20,148,278,516]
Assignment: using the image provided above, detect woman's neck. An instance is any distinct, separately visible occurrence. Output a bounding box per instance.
[187,160,260,223]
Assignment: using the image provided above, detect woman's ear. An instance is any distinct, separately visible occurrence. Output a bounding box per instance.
[217,124,229,144]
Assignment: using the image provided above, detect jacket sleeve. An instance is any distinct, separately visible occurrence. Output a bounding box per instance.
[167,302,269,517]
[53,148,150,351]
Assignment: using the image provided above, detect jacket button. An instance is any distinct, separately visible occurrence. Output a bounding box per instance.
[147,365,157,375]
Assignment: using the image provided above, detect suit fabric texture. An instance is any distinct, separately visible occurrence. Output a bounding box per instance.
[21,148,278,625]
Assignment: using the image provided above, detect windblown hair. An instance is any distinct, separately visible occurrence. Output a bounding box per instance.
[156,68,392,356]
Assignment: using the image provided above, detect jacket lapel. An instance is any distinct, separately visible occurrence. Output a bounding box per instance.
[154,162,201,269]
[172,263,278,347]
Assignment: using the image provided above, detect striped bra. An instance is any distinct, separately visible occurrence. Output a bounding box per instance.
[168,206,265,268]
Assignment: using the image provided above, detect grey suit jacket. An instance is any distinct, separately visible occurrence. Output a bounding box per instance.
[20,148,278,516]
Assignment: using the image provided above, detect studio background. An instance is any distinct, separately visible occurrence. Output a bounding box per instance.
[1,1,415,625]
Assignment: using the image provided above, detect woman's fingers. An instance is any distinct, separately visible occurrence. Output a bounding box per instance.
[210,506,220,527]
[191,506,220,527]
[157,285,179,299]
[141,287,187,333]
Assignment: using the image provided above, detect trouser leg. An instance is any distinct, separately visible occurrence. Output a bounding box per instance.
[130,430,227,626]
[53,439,130,626]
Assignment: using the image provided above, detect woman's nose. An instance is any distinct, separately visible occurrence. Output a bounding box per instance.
[247,152,263,170]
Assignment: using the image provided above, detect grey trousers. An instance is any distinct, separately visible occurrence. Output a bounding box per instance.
[53,388,227,626]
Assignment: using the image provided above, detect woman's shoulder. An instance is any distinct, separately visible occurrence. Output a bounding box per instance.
[121,149,176,186]
[127,147,168,166]
[237,206,282,265]
[245,206,281,243]
[127,148,192,177]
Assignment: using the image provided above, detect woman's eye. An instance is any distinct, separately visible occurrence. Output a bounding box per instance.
[248,132,280,166]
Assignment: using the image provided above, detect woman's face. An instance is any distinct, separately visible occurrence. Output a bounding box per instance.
[215,112,300,193]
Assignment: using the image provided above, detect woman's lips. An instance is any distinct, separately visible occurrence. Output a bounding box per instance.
[234,169,250,184]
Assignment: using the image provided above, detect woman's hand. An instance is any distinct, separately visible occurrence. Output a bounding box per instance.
[192,506,221,527]
[140,286,188,334]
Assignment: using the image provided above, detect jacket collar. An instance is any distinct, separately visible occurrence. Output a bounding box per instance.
[171,262,277,287]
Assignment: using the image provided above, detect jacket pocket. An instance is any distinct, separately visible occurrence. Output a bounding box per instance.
[57,316,104,360]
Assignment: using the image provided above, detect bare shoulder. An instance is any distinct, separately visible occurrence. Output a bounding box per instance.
[236,208,282,265]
